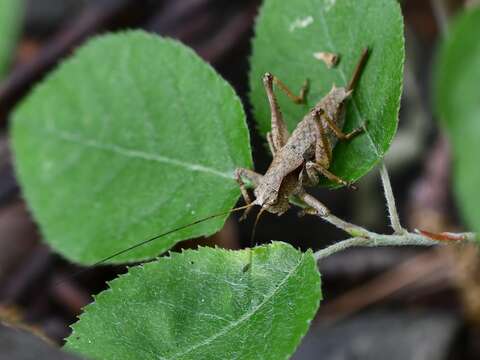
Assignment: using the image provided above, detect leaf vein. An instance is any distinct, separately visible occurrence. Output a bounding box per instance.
[316,9,381,158]
[167,254,306,359]
[42,128,233,180]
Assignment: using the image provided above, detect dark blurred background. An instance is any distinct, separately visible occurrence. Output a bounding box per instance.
[1,0,480,359]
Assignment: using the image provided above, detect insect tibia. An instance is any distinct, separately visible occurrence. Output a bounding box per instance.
[347,47,370,92]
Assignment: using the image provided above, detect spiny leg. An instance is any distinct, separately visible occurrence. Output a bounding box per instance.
[266,132,277,156]
[234,168,262,204]
[347,47,370,92]
[306,161,357,190]
[316,47,368,142]
[298,109,330,188]
[263,73,308,153]
[263,73,290,153]
[306,110,357,190]
[234,168,263,220]
[271,74,309,104]
[313,109,332,168]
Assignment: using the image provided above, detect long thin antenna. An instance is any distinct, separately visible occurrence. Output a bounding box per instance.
[61,203,255,283]
[250,207,265,248]
[242,207,266,274]
[347,47,370,92]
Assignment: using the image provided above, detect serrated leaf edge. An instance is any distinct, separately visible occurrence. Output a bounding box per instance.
[11,30,253,265]
[248,0,405,186]
[66,242,321,359]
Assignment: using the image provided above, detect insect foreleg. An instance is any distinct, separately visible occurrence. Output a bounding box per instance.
[305,110,357,190]
[234,168,263,220]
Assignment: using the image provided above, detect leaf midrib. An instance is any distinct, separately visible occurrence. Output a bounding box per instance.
[41,127,233,180]
[316,6,381,158]
[167,253,306,359]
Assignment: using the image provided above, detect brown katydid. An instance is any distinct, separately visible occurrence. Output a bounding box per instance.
[235,48,370,220]
[64,48,370,278]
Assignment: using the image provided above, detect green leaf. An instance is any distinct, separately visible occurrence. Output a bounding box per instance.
[11,31,252,264]
[434,7,480,233]
[0,0,22,76]
[250,0,405,185]
[65,243,322,360]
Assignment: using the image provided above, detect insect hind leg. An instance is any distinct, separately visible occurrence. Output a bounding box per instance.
[347,47,370,91]
[305,162,357,190]
[270,74,309,105]
[323,112,366,141]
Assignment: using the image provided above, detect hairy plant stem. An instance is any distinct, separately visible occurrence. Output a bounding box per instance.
[303,163,478,261]
[314,232,476,261]
[380,162,405,234]
[300,193,373,238]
